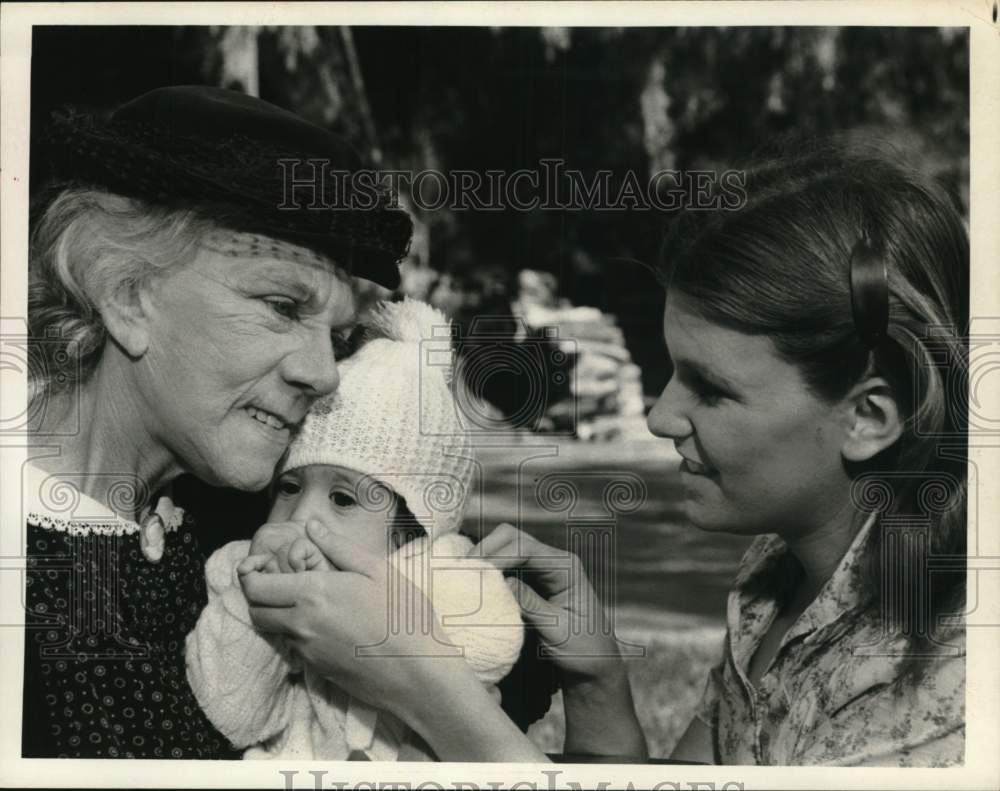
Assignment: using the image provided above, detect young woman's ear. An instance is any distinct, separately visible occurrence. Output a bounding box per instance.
[99,282,152,358]
[841,377,904,463]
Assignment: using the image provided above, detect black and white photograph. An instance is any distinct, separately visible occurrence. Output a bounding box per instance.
[1,3,998,789]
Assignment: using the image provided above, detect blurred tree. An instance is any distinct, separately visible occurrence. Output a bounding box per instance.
[347,26,968,396]
[30,25,969,398]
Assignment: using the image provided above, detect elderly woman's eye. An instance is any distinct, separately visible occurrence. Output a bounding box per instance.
[331,490,356,508]
[265,297,300,320]
[276,478,301,496]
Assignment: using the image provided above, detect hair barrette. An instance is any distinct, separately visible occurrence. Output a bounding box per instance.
[849,237,889,348]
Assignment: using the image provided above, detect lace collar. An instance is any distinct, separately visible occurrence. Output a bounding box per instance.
[24,461,185,537]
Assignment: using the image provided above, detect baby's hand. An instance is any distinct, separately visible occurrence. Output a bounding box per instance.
[241,524,332,574]
[238,539,331,574]
[237,552,280,576]
[284,537,333,572]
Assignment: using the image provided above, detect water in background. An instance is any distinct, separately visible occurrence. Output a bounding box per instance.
[461,439,752,631]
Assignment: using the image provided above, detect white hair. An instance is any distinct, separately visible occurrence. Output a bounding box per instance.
[28,186,212,402]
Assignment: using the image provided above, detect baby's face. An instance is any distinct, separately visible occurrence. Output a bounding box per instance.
[268,464,399,559]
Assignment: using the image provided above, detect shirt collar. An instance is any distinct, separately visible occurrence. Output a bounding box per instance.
[791,512,877,644]
[731,513,878,653]
[24,461,184,537]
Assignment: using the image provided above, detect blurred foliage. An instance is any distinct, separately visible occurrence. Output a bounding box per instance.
[352,27,968,395]
[31,26,968,396]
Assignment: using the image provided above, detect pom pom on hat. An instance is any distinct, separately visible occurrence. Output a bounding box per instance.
[363,297,457,384]
[282,299,473,539]
[366,298,453,343]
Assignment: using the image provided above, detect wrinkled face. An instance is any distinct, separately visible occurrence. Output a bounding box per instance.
[136,240,357,490]
[268,465,401,558]
[646,294,852,539]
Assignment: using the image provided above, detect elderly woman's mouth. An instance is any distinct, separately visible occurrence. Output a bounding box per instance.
[245,406,291,431]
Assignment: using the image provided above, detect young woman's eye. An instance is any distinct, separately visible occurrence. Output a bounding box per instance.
[691,379,728,406]
[276,478,301,496]
[264,297,300,320]
[331,490,357,508]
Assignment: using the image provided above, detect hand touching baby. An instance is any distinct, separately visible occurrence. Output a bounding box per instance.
[237,521,332,576]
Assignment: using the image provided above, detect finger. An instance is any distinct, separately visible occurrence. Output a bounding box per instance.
[237,554,272,576]
[287,548,305,573]
[304,548,329,571]
[239,569,302,607]
[306,519,379,576]
[471,522,521,557]
[276,543,296,574]
[476,523,569,565]
[477,525,578,596]
[506,577,562,629]
[247,604,297,634]
[287,538,313,573]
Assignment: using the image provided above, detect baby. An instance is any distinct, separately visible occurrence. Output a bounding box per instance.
[185,299,524,760]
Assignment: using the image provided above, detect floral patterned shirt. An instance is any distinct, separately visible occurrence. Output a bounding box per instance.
[696,517,965,766]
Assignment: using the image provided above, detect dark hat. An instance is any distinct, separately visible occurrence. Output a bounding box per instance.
[42,85,410,290]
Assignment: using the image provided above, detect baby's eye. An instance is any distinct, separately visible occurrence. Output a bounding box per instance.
[331,490,357,508]
[276,478,301,496]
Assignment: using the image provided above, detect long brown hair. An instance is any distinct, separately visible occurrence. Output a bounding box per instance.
[659,138,968,670]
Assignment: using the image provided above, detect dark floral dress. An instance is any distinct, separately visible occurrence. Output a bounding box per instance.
[21,463,241,759]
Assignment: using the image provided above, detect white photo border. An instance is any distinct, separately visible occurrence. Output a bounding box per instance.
[2,2,998,789]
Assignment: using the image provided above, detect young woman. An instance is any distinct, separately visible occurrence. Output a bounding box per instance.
[244,139,968,765]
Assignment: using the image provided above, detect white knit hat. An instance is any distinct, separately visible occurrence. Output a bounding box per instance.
[281,298,475,540]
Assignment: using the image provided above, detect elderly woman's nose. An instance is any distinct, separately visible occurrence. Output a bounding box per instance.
[281,333,341,397]
[646,379,692,440]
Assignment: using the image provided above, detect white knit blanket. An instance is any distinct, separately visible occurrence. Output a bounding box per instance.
[185,533,523,760]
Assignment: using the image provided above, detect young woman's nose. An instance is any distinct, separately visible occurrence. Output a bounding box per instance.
[646,378,693,440]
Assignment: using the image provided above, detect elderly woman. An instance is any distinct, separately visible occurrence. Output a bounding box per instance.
[242,140,968,765]
[22,86,410,758]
